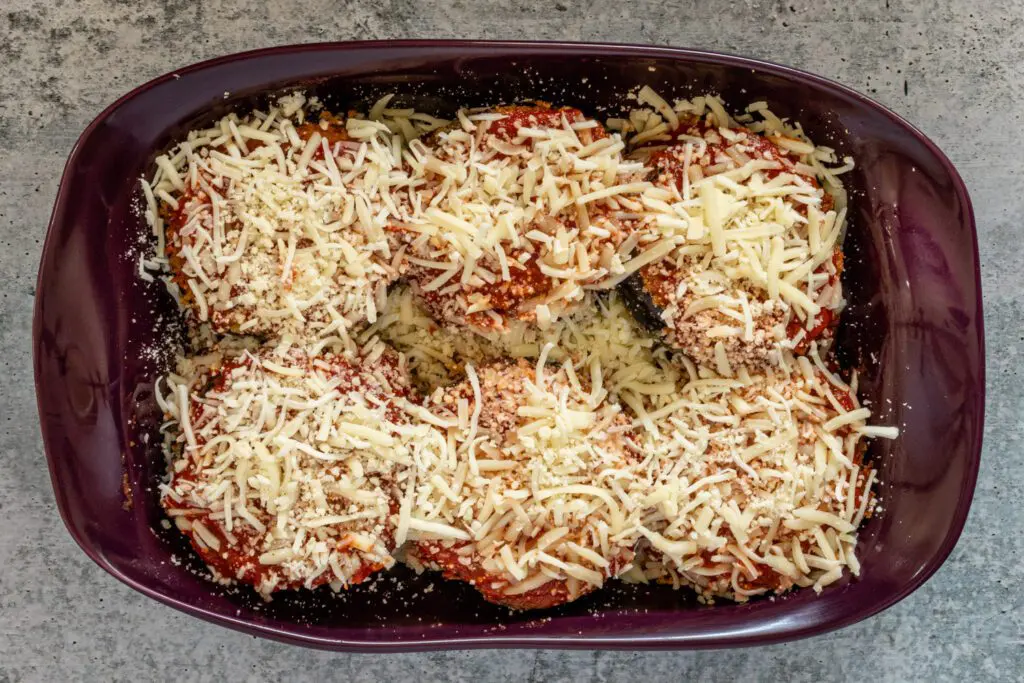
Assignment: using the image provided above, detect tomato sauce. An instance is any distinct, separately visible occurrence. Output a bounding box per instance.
[487,104,607,143]
[415,249,556,331]
[175,507,383,591]
[648,121,827,209]
[295,113,351,160]
[736,564,790,593]
[189,513,317,589]
[414,541,603,610]
[786,250,844,353]
[470,251,554,328]
[831,380,858,413]
[160,188,215,313]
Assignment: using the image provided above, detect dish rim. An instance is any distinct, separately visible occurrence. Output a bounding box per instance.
[34,39,983,651]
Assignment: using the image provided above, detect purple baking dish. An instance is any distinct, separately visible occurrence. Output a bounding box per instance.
[34,41,983,651]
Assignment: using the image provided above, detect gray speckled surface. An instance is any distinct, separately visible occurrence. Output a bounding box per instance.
[1,0,1021,680]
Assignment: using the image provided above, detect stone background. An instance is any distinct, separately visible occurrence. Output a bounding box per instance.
[1,1,1021,681]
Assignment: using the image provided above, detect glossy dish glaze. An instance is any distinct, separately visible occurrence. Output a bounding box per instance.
[33,41,983,651]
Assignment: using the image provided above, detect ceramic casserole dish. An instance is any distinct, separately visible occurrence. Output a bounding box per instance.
[33,40,983,651]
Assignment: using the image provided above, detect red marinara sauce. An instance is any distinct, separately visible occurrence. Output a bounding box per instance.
[786,249,844,353]
[295,112,351,159]
[173,504,385,591]
[487,103,608,143]
[412,249,558,332]
[413,540,621,610]
[647,121,834,213]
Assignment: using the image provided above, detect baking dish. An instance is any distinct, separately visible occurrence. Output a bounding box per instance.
[33,40,983,650]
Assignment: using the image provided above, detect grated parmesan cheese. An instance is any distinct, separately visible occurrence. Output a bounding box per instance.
[146,91,896,609]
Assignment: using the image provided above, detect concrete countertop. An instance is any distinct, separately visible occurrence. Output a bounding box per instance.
[1,1,1020,680]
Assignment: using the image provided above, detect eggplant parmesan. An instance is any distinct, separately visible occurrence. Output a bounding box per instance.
[395,103,647,332]
[147,94,411,339]
[402,359,643,609]
[157,342,430,596]
[141,90,897,609]
[617,90,847,372]
[629,358,882,601]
